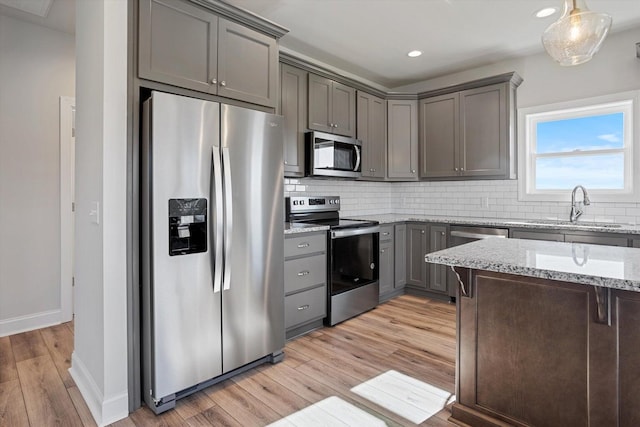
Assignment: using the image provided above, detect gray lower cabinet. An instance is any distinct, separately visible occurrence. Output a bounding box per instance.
[284,233,327,339]
[394,224,407,290]
[512,229,629,247]
[378,225,395,299]
[308,74,356,137]
[633,239,640,248]
[406,223,428,289]
[138,0,278,108]
[428,224,449,295]
[357,91,387,179]
[387,99,419,180]
[280,64,307,177]
[418,76,520,180]
[511,229,564,241]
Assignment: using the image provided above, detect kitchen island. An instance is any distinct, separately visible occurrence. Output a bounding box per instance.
[425,238,640,427]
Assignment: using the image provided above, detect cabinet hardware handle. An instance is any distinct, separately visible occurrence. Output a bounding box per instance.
[220,80,227,87]
[211,78,217,85]
[455,167,458,171]
[297,243,310,248]
[460,167,464,171]
[382,232,390,236]
[441,231,445,236]
[421,230,425,234]
[334,124,338,128]
[297,271,310,276]
[284,161,288,165]
[411,169,416,173]
[297,305,310,311]
[381,249,385,253]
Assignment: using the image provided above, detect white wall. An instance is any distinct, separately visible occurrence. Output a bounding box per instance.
[69,0,128,425]
[290,27,640,224]
[0,14,75,336]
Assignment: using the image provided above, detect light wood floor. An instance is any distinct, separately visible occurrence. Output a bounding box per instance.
[0,295,457,426]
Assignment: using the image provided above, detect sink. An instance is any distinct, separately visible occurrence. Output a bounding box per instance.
[506,220,623,229]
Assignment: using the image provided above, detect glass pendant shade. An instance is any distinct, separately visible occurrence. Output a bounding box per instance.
[542,0,612,66]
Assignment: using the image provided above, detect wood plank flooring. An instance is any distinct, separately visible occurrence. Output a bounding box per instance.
[0,295,457,427]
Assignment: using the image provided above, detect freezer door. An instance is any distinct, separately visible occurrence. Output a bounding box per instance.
[220,104,284,373]
[145,92,222,402]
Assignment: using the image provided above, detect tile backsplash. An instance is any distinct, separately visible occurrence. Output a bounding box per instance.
[285,178,640,224]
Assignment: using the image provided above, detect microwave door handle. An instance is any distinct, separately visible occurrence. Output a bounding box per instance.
[211,147,224,293]
[354,145,361,172]
[222,146,233,291]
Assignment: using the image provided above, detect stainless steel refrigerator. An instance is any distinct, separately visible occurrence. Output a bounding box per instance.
[141,91,284,414]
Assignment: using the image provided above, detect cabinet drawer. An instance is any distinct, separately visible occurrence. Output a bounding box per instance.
[285,233,326,258]
[379,225,394,242]
[285,254,326,294]
[285,286,326,329]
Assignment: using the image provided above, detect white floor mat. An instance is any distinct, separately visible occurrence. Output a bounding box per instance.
[350,370,455,424]
[267,396,387,427]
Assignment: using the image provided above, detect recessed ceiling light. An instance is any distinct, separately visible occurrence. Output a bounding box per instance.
[535,7,557,18]
[407,50,422,58]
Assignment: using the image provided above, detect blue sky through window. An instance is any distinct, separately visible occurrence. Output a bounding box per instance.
[535,112,624,190]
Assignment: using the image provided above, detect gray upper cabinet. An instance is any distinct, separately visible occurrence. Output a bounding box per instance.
[459,84,508,177]
[387,99,419,180]
[138,0,278,108]
[419,93,459,178]
[217,19,278,107]
[357,91,387,179]
[308,74,356,137]
[280,64,307,177]
[418,74,521,180]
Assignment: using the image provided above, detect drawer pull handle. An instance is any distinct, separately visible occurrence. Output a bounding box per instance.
[382,232,390,236]
[298,305,310,311]
[297,242,310,248]
[298,271,310,276]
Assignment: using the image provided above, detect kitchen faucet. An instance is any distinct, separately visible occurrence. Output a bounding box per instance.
[569,185,590,223]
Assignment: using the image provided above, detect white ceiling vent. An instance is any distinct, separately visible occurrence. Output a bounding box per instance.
[0,0,53,17]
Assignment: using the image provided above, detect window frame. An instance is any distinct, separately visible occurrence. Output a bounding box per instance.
[518,91,640,202]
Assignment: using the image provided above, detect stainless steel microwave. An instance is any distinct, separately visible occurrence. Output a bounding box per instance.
[305,131,362,179]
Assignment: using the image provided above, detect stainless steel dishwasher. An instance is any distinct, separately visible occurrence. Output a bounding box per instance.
[449,225,509,247]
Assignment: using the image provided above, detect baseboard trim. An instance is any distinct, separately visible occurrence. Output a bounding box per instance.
[69,352,129,426]
[0,309,62,337]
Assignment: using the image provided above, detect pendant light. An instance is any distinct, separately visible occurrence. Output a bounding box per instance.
[542,0,612,66]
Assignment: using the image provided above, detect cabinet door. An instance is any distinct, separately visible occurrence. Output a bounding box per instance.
[406,223,428,288]
[388,100,418,180]
[459,84,507,177]
[379,240,394,296]
[428,225,448,294]
[308,74,333,133]
[357,92,387,178]
[394,224,407,289]
[419,93,459,178]
[138,0,218,94]
[331,82,356,137]
[281,64,307,177]
[217,19,278,107]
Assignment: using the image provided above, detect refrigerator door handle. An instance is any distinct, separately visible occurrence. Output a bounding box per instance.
[212,147,224,293]
[222,146,233,291]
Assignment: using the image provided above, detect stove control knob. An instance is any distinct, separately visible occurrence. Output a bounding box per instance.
[334,199,340,204]
[329,200,333,204]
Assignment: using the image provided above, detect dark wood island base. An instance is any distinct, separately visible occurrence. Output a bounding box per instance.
[449,269,640,427]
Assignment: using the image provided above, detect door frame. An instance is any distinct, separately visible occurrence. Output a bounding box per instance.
[60,96,75,322]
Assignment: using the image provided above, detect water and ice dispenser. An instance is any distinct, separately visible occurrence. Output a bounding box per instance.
[168,198,207,256]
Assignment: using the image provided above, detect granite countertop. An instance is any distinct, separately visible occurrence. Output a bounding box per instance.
[349,214,640,235]
[284,222,329,235]
[425,238,640,292]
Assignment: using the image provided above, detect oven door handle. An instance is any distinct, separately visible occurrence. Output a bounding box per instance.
[331,225,380,239]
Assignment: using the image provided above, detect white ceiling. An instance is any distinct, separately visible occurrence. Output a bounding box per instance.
[224,0,640,88]
[0,0,74,34]
[1,0,638,88]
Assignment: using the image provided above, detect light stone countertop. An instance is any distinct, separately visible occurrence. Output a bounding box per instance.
[425,238,640,292]
[284,222,329,235]
[349,214,640,235]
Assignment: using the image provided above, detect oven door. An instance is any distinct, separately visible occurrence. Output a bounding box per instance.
[330,226,379,295]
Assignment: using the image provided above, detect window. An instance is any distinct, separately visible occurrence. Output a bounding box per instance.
[518,91,639,202]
